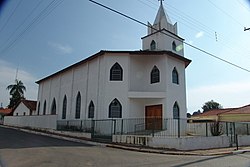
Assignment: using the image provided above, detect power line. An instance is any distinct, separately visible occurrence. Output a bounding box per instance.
[207,0,245,27]
[236,0,250,13]
[0,0,23,35]
[89,0,250,73]
[0,0,64,55]
[0,0,43,50]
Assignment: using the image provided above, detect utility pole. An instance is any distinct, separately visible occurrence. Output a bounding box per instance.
[244,27,250,31]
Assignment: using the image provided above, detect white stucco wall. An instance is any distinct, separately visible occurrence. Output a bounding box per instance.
[4,115,57,129]
[142,31,184,57]
[166,56,187,119]
[36,51,188,125]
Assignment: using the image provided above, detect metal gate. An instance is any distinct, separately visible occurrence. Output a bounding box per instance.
[91,119,116,142]
[225,122,236,146]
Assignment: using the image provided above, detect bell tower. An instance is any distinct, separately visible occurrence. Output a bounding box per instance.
[142,0,184,56]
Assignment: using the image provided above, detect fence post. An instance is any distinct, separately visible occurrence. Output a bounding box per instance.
[178,117,180,138]
[236,134,239,150]
[66,120,69,130]
[230,123,233,147]
[121,119,124,135]
[233,122,236,143]
[226,122,228,136]
[80,120,83,131]
[205,122,208,137]
[247,124,249,135]
[91,119,95,138]
[152,117,155,137]
[113,119,116,135]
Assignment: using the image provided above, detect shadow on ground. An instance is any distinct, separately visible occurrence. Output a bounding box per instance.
[0,126,93,149]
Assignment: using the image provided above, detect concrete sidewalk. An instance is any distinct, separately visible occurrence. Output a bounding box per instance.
[2,125,250,156]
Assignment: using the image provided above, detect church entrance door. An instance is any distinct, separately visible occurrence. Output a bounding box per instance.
[145,104,162,130]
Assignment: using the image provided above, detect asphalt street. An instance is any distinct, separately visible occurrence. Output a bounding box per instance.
[0,126,250,167]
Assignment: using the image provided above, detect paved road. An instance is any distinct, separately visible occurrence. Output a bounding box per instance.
[0,126,250,167]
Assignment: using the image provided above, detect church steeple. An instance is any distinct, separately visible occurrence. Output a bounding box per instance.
[153,0,172,29]
[141,1,184,56]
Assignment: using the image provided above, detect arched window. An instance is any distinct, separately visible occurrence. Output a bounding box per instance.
[173,102,180,119]
[110,63,123,81]
[109,98,122,118]
[172,41,176,51]
[43,100,46,115]
[37,102,40,115]
[88,101,94,119]
[62,95,67,119]
[151,66,160,84]
[172,67,179,84]
[150,40,156,50]
[75,92,81,119]
[51,98,56,115]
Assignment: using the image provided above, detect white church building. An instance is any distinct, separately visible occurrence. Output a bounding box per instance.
[35,2,191,134]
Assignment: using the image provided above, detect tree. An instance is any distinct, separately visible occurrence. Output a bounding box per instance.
[210,121,223,136]
[202,100,222,112]
[192,110,201,116]
[6,79,26,108]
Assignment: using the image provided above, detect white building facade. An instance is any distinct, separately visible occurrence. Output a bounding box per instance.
[35,2,191,133]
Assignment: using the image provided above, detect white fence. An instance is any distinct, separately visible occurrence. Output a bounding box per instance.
[4,115,57,130]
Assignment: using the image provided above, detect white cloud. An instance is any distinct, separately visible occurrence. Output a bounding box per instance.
[48,42,73,54]
[195,31,204,38]
[187,80,250,113]
[0,60,38,107]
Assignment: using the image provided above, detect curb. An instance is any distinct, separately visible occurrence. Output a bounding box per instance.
[232,150,250,155]
[106,144,235,156]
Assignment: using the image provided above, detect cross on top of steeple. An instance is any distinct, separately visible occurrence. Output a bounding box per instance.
[159,0,164,5]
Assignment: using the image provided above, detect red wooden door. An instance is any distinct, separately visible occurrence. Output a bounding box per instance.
[145,105,162,130]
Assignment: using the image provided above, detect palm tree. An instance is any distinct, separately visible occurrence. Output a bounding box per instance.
[6,79,26,108]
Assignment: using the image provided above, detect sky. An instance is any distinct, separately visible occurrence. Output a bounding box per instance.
[0,0,250,113]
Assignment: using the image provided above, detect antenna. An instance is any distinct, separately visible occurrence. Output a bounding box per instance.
[15,66,19,80]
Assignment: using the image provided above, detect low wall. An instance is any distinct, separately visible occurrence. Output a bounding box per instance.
[4,115,57,130]
[238,135,250,146]
[113,135,233,150]
[148,136,230,150]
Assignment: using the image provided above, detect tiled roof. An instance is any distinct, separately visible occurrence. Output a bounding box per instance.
[12,99,37,112]
[22,100,37,111]
[193,108,233,117]
[0,108,12,115]
[221,104,250,115]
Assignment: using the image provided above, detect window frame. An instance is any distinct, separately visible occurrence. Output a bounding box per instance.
[62,95,67,119]
[43,100,46,115]
[172,67,179,84]
[150,65,160,84]
[150,40,156,50]
[75,92,81,119]
[172,41,177,51]
[51,98,56,115]
[37,102,40,115]
[110,62,123,81]
[173,102,180,119]
[88,101,95,119]
[109,98,122,118]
